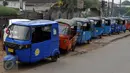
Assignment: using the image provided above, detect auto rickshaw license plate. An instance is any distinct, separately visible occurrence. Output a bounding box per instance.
[8,48,14,53]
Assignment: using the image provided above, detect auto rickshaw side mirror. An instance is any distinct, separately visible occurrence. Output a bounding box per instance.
[6,28,10,35]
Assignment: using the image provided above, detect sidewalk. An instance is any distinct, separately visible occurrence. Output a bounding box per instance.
[67,31,130,56]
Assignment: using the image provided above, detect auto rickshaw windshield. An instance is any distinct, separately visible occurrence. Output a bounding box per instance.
[105,20,111,26]
[123,20,126,24]
[8,25,30,40]
[58,23,69,35]
[95,20,102,27]
[116,19,121,24]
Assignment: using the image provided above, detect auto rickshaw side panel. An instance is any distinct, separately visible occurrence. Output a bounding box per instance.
[103,26,111,34]
[103,19,111,34]
[77,31,91,44]
[126,23,130,30]
[95,27,104,36]
[31,23,60,63]
[59,35,71,50]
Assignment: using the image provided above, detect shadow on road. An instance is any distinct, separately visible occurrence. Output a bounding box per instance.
[18,59,53,71]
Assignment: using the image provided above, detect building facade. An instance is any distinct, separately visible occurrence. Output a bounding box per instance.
[0,0,26,10]
[0,0,57,12]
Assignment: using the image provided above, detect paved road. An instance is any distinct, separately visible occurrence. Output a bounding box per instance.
[17,36,130,73]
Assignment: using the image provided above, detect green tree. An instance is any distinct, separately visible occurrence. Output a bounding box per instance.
[84,0,100,9]
[122,0,130,5]
[60,0,77,18]
[83,0,100,17]
[119,0,130,16]
[61,0,77,9]
[0,6,18,16]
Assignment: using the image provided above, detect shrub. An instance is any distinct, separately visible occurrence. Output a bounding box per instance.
[0,6,18,16]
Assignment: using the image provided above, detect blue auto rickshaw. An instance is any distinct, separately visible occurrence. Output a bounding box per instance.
[3,20,60,70]
[120,18,126,33]
[115,18,124,33]
[108,17,120,34]
[87,17,104,38]
[72,18,92,44]
[102,18,112,35]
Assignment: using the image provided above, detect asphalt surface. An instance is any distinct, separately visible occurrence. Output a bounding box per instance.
[14,36,130,73]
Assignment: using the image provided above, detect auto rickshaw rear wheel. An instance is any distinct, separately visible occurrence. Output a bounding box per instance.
[72,44,76,52]
[51,54,58,62]
[117,32,120,34]
[60,49,69,54]
[108,33,111,36]
[90,38,92,41]
[4,60,16,70]
[87,40,90,44]
[99,35,102,39]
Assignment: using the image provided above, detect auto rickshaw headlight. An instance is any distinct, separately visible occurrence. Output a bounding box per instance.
[19,45,24,49]
[19,45,31,49]
[64,40,66,43]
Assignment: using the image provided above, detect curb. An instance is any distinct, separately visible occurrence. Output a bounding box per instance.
[110,33,130,43]
[69,33,130,56]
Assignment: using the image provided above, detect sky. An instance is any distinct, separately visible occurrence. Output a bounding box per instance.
[104,0,129,4]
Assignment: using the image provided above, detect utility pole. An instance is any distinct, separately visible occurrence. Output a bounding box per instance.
[119,0,122,17]
[107,0,110,17]
[19,0,23,11]
[111,0,114,16]
[100,0,103,17]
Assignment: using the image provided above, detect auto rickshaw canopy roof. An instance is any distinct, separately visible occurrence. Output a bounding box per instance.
[87,17,101,21]
[104,17,112,20]
[71,18,90,26]
[12,20,57,26]
[107,17,122,20]
[122,18,130,21]
[56,19,76,26]
[72,18,89,22]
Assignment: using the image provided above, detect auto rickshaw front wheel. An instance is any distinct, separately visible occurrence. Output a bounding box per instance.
[123,30,126,33]
[4,60,16,70]
[90,38,92,41]
[129,29,130,32]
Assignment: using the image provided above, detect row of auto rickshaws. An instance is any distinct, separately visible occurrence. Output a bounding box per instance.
[3,17,129,70]
[56,17,129,51]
